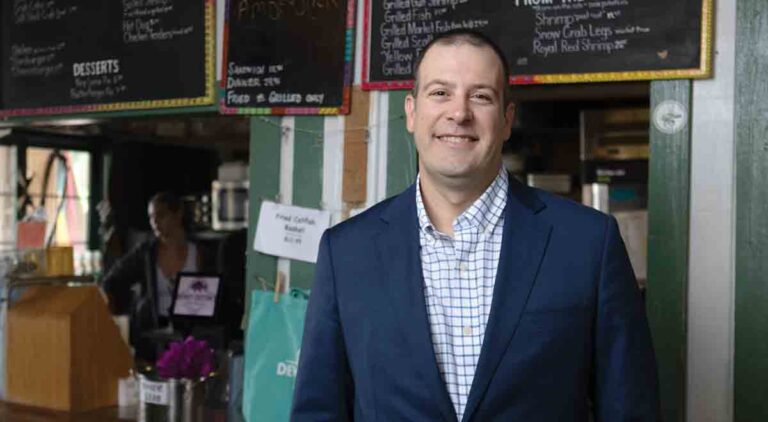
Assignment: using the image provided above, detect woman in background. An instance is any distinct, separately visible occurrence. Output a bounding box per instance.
[101,191,211,361]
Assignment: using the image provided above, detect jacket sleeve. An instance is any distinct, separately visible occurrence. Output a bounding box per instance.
[100,242,149,315]
[291,231,354,422]
[593,216,661,422]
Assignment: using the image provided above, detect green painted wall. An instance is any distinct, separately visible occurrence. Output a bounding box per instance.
[291,118,324,290]
[387,91,418,197]
[242,116,324,296]
[245,117,281,312]
[734,0,768,420]
[646,80,691,422]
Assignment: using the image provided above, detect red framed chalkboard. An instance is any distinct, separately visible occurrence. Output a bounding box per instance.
[362,0,713,89]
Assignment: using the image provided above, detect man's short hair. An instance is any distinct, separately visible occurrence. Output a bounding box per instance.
[411,29,513,107]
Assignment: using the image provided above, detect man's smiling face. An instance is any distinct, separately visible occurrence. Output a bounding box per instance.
[405,42,514,190]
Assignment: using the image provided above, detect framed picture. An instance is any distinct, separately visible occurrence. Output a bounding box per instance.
[171,272,222,319]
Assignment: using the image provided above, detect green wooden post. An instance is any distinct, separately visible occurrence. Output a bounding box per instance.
[291,117,324,290]
[646,80,691,422]
[245,117,282,312]
[734,0,768,419]
[387,91,418,197]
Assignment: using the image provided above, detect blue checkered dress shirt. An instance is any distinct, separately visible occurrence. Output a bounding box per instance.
[416,167,508,421]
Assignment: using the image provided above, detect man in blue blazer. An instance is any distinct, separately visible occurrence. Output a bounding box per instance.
[292,29,659,422]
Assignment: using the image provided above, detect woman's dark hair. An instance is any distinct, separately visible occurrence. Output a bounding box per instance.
[149,191,191,232]
[149,191,183,214]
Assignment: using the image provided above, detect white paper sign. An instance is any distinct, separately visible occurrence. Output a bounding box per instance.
[141,379,169,405]
[253,202,330,263]
[173,275,220,317]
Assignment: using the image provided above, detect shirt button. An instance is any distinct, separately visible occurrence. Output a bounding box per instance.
[463,326,472,335]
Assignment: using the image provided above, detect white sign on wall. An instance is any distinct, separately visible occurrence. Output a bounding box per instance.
[253,201,330,263]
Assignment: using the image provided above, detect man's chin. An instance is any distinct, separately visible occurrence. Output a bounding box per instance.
[436,163,478,178]
[428,169,477,186]
[422,164,500,189]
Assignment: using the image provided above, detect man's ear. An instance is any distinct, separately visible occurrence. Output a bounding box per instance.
[405,93,416,133]
[503,101,515,139]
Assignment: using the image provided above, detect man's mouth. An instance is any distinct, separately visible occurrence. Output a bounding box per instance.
[435,134,478,144]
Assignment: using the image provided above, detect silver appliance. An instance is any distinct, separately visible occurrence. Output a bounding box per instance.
[580,108,649,286]
[211,181,249,231]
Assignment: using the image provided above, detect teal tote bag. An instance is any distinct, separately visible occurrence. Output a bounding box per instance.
[242,288,309,422]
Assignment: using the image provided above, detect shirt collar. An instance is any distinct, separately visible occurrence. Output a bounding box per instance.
[416,166,508,235]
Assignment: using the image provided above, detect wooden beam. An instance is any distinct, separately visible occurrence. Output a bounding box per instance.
[343,87,370,205]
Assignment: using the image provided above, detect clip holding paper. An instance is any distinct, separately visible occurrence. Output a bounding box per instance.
[273,271,285,303]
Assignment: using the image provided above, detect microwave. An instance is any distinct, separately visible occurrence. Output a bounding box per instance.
[211,180,249,231]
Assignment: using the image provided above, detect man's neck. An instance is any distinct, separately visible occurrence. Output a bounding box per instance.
[419,170,498,236]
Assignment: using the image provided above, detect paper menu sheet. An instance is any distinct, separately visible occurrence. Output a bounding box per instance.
[253,201,330,263]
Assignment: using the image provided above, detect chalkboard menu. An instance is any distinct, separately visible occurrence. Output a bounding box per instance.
[363,0,712,89]
[221,0,355,115]
[0,0,215,117]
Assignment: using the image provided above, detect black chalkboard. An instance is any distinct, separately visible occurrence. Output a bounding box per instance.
[363,0,712,89]
[0,0,214,117]
[221,0,354,115]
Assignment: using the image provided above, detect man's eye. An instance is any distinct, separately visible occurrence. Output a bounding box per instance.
[429,90,447,97]
[472,93,492,102]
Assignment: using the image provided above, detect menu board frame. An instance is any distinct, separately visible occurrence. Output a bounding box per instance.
[0,0,216,117]
[219,0,356,116]
[362,0,713,90]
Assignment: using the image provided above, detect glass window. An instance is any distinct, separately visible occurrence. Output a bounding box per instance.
[24,147,91,255]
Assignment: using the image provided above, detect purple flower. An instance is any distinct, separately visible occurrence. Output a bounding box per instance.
[156,336,215,379]
[191,280,208,292]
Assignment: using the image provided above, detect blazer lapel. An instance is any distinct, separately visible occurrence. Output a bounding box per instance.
[462,178,553,422]
[374,184,457,422]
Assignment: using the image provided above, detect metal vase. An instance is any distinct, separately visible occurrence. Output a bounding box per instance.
[168,378,205,422]
[138,374,205,422]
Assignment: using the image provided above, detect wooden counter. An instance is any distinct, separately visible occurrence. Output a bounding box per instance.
[0,401,135,422]
[0,402,228,421]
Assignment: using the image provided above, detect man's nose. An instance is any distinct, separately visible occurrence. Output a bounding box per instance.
[448,96,472,123]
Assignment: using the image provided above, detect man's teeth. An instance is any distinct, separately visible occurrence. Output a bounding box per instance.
[439,136,473,143]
